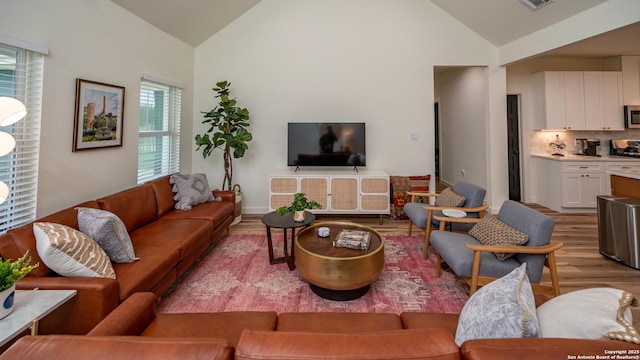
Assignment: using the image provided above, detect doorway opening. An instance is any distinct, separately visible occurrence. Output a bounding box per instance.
[434,101,440,179]
[507,94,522,201]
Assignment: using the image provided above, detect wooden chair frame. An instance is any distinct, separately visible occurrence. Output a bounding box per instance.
[433,215,563,296]
[406,191,488,259]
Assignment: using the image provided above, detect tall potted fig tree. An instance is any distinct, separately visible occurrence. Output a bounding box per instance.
[195,81,252,223]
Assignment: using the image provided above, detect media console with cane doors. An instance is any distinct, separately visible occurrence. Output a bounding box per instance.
[269,170,390,223]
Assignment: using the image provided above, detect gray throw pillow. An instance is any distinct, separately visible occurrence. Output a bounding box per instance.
[170,173,215,211]
[454,263,539,346]
[76,207,139,264]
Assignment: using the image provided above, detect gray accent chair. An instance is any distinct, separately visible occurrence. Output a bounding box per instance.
[404,180,488,259]
[430,200,562,296]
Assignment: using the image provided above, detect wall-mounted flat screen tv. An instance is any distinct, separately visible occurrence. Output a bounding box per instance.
[287,122,366,167]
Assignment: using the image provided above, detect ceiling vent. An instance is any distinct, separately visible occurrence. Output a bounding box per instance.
[520,0,553,11]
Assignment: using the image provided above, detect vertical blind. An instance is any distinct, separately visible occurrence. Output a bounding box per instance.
[0,44,44,233]
[137,78,181,184]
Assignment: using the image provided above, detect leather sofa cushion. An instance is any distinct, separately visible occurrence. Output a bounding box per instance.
[112,245,180,300]
[161,199,234,228]
[87,292,277,347]
[0,336,233,360]
[142,311,277,347]
[400,312,460,337]
[277,312,403,332]
[235,328,460,360]
[87,292,157,337]
[97,185,158,233]
[1,201,101,277]
[146,175,175,217]
[130,218,212,260]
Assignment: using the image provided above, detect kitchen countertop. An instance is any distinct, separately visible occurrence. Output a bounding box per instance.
[607,169,640,180]
[531,154,640,162]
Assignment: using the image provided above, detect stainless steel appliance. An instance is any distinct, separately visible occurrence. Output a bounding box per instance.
[587,139,601,156]
[610,139,640,158]
[625,105,640,129]
[575,138,601,156]
[575,138,588,155]
[597,195,640,270]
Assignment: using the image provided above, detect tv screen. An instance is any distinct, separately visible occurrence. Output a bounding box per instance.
[287,122,366,167]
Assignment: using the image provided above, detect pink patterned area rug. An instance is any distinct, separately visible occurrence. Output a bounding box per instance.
[158,234,469,314]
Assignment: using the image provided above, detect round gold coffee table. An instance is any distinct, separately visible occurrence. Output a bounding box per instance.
[295,221,384,301]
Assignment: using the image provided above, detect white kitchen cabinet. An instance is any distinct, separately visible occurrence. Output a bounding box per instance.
[533,156,640,212]
[533,71,585,130]
[533,71,624,131]
[584,71,624,130]
[269,170,389,216]
[533,157,607,212]
[561,162,605,208]
[621,56,640,105]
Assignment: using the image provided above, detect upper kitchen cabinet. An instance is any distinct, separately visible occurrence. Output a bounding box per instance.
[621,56,640,105]
[533,71,585,130]
[584,71,624,131]
[533,71,624,131]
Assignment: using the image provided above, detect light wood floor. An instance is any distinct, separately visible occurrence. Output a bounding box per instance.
[229,204,640,296]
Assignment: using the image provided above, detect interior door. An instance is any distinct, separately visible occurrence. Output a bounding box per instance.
[507,95,522,201]
[434,102,440,178]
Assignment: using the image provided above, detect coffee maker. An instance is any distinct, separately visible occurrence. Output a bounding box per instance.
[575,138,601,156]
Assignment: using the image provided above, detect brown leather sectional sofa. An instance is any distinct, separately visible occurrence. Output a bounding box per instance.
[0,175,235,335]
[2,292,636,360]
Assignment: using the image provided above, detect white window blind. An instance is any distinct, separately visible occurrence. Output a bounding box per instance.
[137,78,181,184]
[0,44,44,233]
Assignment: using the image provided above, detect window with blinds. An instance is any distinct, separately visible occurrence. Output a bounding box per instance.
[0,44,44,233]
[137,78,181,184]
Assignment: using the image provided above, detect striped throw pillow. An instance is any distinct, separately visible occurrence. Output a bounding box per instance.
[33,222,116,279]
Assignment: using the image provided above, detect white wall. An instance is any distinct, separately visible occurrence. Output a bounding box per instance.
[0,0,195,217]
[435,68,487,188]
[4,1,636,218]
[499,0,640,66]
[193,0,501,213]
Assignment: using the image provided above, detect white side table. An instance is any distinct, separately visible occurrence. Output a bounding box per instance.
[0,289,77,348]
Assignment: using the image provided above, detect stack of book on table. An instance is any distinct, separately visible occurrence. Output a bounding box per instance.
[333,229,371,251]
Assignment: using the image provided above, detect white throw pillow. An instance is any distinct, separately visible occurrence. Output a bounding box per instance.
[537,287,639,344]
[455,263,539,346]
[33,222,116,279]
[76,207,139,263]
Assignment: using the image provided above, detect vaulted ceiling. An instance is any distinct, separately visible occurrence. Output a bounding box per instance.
[111,0,640,60]
[110,0,261,47]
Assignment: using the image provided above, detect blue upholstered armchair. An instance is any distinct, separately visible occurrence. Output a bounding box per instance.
[430,200,563,296]
[404,180,488,259]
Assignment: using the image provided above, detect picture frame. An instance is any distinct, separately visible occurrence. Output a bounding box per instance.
[73,78,125,151]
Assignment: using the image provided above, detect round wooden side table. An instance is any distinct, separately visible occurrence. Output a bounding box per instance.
[261,211,315,271]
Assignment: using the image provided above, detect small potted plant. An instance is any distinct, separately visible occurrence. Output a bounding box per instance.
[276,193,322,222]
[0,251,38,319]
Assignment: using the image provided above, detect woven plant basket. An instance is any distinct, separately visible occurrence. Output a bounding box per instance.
[231,184,242,225]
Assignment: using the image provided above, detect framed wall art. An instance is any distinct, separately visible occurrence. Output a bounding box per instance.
[73,78,125,151]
